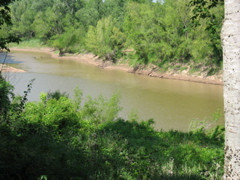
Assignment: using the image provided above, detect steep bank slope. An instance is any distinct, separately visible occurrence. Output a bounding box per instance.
[9,47,223,85]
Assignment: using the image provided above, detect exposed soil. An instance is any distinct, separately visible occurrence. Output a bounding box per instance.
[0,64,26,73]
[8,47,223,85]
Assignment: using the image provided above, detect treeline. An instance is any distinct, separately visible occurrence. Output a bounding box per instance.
[0,74,224,179]
[1,0,223,68]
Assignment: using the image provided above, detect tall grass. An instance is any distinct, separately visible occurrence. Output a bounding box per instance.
[9,39,48,49]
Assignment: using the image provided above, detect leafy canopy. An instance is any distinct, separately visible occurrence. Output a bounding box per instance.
[0,0,19,50]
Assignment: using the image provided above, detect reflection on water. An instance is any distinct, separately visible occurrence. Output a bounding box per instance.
[2,51,224,131]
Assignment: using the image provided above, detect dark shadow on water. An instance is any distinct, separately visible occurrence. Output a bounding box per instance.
[0,52,23,64]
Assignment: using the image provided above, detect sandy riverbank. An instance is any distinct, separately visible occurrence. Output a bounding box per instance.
[1,64,26,73]
[7,47,223,85]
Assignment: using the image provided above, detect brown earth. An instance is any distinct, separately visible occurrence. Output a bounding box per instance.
[7,47,223,85]
[0,64,26,73]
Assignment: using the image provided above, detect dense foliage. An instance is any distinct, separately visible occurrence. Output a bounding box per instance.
[1,0,223,68]
[0,1,225,179]
[0,0,19,50]
[0,76,224,179]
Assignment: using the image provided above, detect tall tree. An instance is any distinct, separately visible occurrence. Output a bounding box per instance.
[190,0,224,65]
[222,0,240,179]
[190,0,240,178]
[85,16,125,60]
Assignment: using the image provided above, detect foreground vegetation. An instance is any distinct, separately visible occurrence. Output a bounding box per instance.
[0,74,224,179]
[1,0,223,72]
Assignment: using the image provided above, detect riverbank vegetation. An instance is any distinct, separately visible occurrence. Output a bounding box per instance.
[1,0,223,74]
[0,0,225,179]
[0,75,224,179]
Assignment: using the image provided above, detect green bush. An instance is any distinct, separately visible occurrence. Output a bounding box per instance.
[0,79,224,179]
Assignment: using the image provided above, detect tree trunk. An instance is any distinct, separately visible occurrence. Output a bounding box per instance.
[222,0,240,179]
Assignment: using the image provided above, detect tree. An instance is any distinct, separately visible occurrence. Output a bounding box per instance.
[0,0,19,115]
[10,0,37,38]
[222,0,240,179]
[85,17,125,61]
[51,27,82,55]
[190,0,240,178]
[190,0,224,65]
[0,73,14,121]
[0,0,14,28]
[123,1,196,67]
[0,0,19,50]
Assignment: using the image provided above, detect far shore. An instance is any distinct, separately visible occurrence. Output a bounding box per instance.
[7,47,223,85]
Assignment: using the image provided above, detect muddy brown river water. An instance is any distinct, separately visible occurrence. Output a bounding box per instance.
[2,51,224,131]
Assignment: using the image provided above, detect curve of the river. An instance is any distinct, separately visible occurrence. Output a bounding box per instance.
[2,51,224,131]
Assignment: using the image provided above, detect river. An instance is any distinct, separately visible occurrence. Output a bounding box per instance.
[2,51,224,131]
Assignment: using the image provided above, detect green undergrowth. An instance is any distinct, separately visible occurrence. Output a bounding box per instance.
[0,79,224,179]
[157,61,222,77]
[9,39,48,49]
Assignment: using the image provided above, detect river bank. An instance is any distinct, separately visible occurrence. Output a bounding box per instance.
[0,51,25,73]
[1,64,26,73]
[8,47,223,85]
